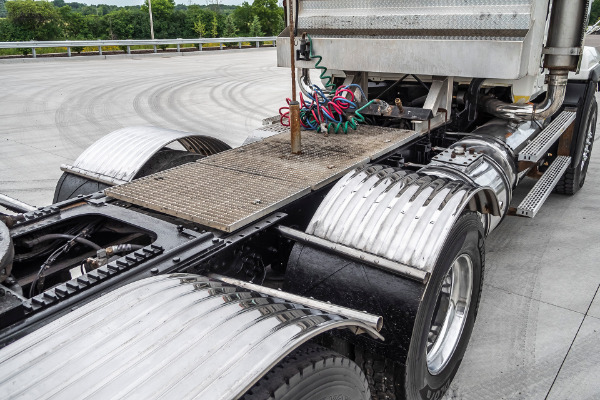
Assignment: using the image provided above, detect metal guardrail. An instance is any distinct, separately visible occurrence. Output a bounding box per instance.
[0,37,277,58]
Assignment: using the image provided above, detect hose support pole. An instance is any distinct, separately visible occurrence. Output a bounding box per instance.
[288,0,301,154]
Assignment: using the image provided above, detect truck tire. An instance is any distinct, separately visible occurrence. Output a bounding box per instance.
[404,211,485,400]
[242,344,370,400]
[554,94,597,195]
[53,149,203,203]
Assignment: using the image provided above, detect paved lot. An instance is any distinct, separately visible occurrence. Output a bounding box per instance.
[0,49,290,206]
[1,47,599,399]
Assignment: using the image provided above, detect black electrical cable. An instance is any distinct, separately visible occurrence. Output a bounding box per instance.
[28,222,100,297]
[29,245,67,298]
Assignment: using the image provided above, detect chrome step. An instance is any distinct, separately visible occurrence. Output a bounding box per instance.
[518,110,576,162]
[516,156,571,218]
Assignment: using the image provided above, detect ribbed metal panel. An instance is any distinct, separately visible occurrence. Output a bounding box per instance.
[307,166,484,272]
[298,0,533,36]
[0,274,380,400]
[61,126,230,185]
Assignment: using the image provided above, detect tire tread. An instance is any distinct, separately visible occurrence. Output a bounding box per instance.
[242,344,369,400]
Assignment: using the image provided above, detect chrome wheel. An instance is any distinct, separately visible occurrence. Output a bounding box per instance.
[426,254,473,375]
[580,112,596,172]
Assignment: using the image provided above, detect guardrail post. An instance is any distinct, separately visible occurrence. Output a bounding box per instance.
[127,45,131,55]
[220,43,223,50]
[153,45,157,53]
[67,47,71,57]
[177,43,181,52]
[256,41,260,48]
[32,48,36,58]
[98,46,102,56]
[198,43,202,51]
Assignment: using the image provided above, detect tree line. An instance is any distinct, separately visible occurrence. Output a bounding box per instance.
[0,0,284,42]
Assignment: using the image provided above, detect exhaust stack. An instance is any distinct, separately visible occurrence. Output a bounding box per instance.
[483,0,589,121]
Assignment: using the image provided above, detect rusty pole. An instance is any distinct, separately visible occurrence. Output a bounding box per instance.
[288,0,301,154]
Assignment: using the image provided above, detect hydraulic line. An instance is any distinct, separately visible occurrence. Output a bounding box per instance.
[28,223,99,297]
[24,234,101,251]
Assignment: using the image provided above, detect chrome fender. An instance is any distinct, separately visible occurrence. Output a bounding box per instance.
[61,126,231,186]
[306,165,500,274]
[0,274,381,400]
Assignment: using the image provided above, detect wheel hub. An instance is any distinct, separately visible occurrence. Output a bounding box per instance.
[426,254,474,375]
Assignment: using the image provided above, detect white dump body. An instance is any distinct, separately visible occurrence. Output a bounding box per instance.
[278,0,552,80]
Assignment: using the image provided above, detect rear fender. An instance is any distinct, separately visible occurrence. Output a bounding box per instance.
[0,274,382,400]
[61,126,231,186]
[306,165,499,274]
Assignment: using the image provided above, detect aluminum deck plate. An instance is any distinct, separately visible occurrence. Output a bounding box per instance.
[105,126,420,232]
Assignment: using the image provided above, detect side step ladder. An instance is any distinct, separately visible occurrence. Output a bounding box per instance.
[516,156,571,217]
[514,110,576,218]
[518,110,576,162]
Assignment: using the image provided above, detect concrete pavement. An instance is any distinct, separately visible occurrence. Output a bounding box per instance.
[0,48,290,206]
[0,47,599,399]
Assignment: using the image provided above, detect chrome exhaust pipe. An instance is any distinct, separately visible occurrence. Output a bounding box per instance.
[482,71,568,121]
[482,0,588,121]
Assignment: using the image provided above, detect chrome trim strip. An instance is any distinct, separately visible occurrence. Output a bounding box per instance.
[276,226,429,284]
[210,272,385,332]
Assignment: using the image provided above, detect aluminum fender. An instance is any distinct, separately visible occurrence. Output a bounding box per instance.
[61,126,231,186]
[0,274,381,400]
[306,165,499,273]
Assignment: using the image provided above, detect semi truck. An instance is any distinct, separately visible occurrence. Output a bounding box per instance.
[0,1,597,399]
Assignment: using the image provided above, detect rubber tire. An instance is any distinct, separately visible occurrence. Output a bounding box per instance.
[242,344,370,400]
[555,96,597,195]
[404,211,485,400]
[53,149,203,203]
